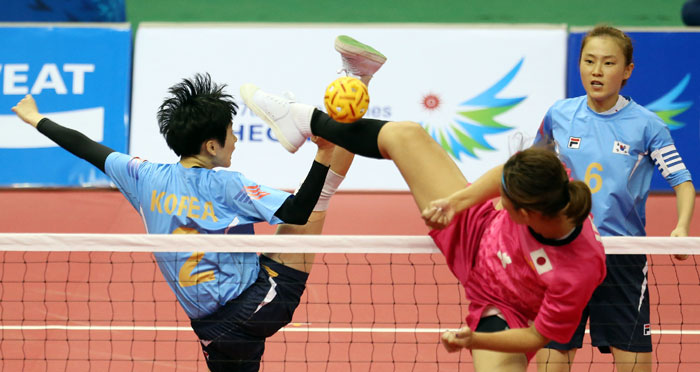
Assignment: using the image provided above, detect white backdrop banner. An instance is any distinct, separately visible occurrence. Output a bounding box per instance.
[130,23,566,190]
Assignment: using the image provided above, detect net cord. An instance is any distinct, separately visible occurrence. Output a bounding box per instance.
[0,233,697,254]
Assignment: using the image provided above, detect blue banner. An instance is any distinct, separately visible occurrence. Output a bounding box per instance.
[568,31,700,191]
[0,25,131,187]
[0,0,126,22]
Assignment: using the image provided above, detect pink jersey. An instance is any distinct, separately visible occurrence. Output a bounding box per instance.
[430,201,606,346]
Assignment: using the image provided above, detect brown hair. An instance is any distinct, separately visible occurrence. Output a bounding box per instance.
[502,148,592,226]
[579,25,634,87]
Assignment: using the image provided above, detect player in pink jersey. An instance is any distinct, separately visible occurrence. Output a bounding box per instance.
[240,79,607,369]
[429,149,606,369]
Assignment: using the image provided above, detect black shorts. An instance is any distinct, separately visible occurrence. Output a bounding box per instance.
[476,315,510,332]
[545,254,651,353]
[190,255,309,372]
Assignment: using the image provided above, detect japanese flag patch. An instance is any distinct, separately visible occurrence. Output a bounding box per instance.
[613,141,630,155]
[530,248,553,275]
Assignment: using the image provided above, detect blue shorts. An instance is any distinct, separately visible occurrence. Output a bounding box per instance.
[545,254,651,353]
[190,255,309,372]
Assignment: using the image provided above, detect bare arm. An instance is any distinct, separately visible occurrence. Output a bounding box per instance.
[670,181,696,260]
[441,324,549,354]
[422,164,503,229]
[12,94,114,172]
[671,181,695,237]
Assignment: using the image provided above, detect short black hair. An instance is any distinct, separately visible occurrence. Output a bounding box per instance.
[157,73,238,157]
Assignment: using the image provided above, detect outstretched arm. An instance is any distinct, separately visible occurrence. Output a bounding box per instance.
[441,324,549,354]
[422,164,504,229]
[12,95,115,172]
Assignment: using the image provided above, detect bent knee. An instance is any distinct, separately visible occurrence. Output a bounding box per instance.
[380,121,430,144]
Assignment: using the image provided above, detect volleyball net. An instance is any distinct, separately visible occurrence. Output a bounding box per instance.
[1,234,699,371]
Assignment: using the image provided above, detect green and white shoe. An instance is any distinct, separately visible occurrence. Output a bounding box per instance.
[334,35,387,78]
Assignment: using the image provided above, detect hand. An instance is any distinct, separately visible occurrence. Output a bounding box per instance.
[421,198,456,229]
[671,226,688,237]
[671,226,690,260]
[12,94,45,128]
[441,326,472,353]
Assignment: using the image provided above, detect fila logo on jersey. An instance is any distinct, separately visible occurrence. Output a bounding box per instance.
[644,324,651,336]
[530,248,553,275]
[613,141,630,155]
[568,137,581,149]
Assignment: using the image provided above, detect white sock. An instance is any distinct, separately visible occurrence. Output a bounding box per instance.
[291,102,315,138]
[295,169,345,212]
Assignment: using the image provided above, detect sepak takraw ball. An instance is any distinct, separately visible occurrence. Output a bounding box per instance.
[323,76,369,123]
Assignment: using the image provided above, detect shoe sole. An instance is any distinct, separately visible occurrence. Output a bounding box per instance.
[334,35,387,64]
[240,83,297,153]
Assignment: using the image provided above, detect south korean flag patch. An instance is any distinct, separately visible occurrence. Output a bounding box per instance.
[530,248,553,275]
[613,141,630,155]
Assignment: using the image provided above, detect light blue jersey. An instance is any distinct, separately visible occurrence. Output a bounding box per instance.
[536,96,692,237]
[105,152,290,319]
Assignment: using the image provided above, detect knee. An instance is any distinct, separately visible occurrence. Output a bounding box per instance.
[381,121,429,144]
[377,121,434,158]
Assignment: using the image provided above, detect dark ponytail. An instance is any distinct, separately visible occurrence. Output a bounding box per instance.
[564,180,592,226]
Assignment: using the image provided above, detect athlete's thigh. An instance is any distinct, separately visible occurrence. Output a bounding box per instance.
[611,348,651,372]
[472,349,528,372]
[269,211,327,272]
[535,348,578,372]
[378,121,468,211]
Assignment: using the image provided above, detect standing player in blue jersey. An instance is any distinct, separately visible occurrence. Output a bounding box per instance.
[534,25,696,372]
[11,35,387,372]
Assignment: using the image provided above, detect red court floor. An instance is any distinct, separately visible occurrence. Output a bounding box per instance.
[1,190,699,371]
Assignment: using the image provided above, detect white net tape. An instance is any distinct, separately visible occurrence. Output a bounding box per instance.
[0,233,699,254]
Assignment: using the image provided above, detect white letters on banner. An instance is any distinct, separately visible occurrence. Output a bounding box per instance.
[0,24,130,187]
[130,24,566,190]
[1,63,95,95]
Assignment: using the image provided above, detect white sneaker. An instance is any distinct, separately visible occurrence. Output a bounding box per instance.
[335,35,387,78]
[240,84,314,153]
